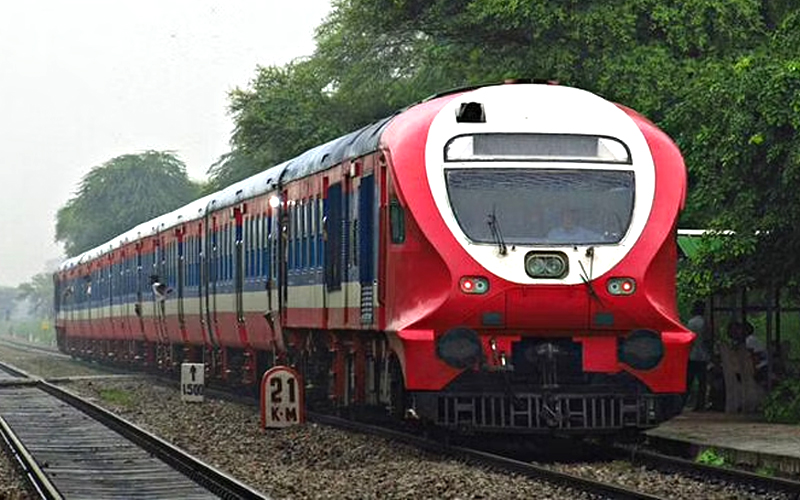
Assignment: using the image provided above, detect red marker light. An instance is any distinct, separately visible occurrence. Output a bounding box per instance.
[607,277,636,295]
[460,276,489,294]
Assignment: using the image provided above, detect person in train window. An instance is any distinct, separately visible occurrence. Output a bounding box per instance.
[149,274,171,302]
[546,207,602,243]
[528,208,548,241]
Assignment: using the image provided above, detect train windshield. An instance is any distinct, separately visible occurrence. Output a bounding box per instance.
[445,168,635,245]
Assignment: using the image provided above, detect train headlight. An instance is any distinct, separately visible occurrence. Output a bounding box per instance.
[618,329,664,371]
[460,276,490,294]
[436,327,484,369]
[607,277,636,295]
[525,252,568,279]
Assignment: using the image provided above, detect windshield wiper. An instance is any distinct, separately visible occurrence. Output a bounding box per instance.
[487,207,508,256]
[578,250,603,305]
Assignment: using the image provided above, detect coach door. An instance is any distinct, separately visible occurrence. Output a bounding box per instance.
[232,206,245,324]
[201,212,219,347]
[357,174,375,325]
[324,182,344,325]
[175,226,186,332]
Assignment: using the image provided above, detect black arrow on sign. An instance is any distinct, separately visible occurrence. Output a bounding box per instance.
[190,365,197,382]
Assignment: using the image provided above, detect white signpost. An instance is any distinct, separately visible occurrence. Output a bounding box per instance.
[181,363,205,402]
[261,366,305,428]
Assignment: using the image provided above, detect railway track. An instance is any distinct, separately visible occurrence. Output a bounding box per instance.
[606,443,800,497]
[0,336,67,358]
[0,361,268,500]
[4,341,800,499]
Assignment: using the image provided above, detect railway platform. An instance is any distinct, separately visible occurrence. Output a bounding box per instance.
[645,410,800,478]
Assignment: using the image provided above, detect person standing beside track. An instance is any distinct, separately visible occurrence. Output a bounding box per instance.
[743,321,769,386]
[685,300,710,411]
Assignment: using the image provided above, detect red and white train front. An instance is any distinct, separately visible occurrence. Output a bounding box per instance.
[381,84,692,433]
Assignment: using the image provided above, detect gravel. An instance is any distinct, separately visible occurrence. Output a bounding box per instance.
[0,444,30,500]
[545,460,792,500]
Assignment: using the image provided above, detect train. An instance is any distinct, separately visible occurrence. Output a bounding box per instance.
[54,81,692,435]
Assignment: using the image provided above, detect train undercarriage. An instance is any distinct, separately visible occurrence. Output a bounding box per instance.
[56,327,683,435]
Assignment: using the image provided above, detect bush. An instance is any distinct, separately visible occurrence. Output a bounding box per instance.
[696,447,726,466]
[763,379,800,424]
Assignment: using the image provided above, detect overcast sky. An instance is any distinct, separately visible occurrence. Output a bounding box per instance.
[0,0,332,287]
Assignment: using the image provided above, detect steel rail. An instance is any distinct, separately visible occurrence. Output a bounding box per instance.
[0,414,62,500]
[38,380,271,500]
[612,444,800,496]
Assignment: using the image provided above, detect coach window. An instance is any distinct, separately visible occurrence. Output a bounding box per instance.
[389,198,405,244]
[221,225,226,281]
[185,237,191,287]
[267,212,273,279]
[298,201,303,270]
[298,201,305,270]
[295,202,302,270]
[218,226,225,282]
[191,236,197,286]
[250,215,256,279]
[248,215,252,279]
[228,223,234,282]
[285,203,297,271]
[304,199,311,269]
[195,234,202,286]
[316,197,322,268]
[218,226,223,281]
[300,200,306,270]
[249,215,255,279]
[244,216,250,279]
[253,215,259,279]
[225,223,233,282]
[241,217,247,279]
[212,228,219,283]
[309,198,317,268]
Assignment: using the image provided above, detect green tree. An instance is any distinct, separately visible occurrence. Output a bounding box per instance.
[666,11,800,292]
[16,273,54,318]
[56,151,201,257]
[0,286,17,322]
[220,60,348,187]
[218,0,800,296]
[217,0,769,191]
[314,0,766,117]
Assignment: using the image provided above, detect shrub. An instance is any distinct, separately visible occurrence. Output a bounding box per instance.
[696,447,726,466]
[763,379,800,424]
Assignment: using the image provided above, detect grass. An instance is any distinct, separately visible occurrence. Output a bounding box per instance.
[98,388,136,408]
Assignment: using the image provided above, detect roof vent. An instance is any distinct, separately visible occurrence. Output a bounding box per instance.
[456,102,485,123]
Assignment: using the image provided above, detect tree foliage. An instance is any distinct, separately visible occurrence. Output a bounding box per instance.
[214,0,800,294]
[0,286,17,321]
[16,273,54,318]
[667,10,800,291]
[56,151,201,257]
